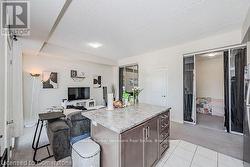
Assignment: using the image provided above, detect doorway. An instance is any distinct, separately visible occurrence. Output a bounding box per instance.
[119,64,139,100]
[195,52,225,131]
[183,45,247,134]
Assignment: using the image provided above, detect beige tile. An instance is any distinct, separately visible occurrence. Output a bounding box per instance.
[218,153,243,167]
[192,154,217,167]
[173,146,195,162]
[178,140,197,153]
[196,146,217,161]
[156,140,178,167]
[164,154,191,167]
[191,164,202,167]
[169,140,180,148]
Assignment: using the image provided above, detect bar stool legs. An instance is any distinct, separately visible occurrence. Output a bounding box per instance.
[32,119,53,164]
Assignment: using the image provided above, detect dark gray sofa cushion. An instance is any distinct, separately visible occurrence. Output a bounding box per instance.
[66,112,90,138]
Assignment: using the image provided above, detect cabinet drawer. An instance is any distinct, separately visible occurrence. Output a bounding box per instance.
[160,122,169,132]
[160,112,169,125]
[160,138,169,156]
[159,131,169,142]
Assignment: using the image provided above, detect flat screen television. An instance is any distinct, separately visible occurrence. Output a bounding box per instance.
[68,87,90,101]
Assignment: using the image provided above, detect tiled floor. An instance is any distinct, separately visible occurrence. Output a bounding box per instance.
[156,140,244,167]
[13,125,245,166]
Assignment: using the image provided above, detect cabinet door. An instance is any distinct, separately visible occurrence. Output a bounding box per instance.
[144,117,158,167]
[121,123,145,167]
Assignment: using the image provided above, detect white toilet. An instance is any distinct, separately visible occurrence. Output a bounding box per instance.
[72,138,100,167]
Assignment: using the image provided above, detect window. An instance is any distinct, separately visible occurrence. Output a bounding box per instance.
[119,65,138,100]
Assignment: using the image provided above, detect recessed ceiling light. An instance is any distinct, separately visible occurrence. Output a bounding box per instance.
[207,53,215,57]
[87,42,103,48]
[201,53,216,57]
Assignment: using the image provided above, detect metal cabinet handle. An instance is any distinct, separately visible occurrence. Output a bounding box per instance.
[144,126,150,140]
[144,127,148,141]
[147,126,150,138]
[6,120,14,125]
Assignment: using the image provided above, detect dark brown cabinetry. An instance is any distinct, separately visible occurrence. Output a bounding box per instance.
[121,122,145,167]
[121,109,170,167]
[144,117,159,167]
[158,111,170,156]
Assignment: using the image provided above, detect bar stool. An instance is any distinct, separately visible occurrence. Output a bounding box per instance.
[32,112,65,164]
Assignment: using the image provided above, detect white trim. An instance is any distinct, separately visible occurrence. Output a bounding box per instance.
[183,44,247,135]
[193,55,196,124]
[228,49,232,133]
[183,44,247,57]
[119,63,138,68]
[183,55,196,124]
[184,121,196,125]
[230,131,243,136]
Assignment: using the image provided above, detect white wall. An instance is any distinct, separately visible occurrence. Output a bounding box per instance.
[242,7,250,41]
[119,30,241,123]
[196,55,224,100]
[23,53,115,124]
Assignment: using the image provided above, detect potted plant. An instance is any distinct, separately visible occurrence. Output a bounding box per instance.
[132,87,143,104]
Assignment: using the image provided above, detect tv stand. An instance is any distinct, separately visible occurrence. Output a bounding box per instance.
[62,99,96,109]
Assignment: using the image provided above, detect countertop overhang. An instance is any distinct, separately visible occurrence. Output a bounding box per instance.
[82,103,170,133]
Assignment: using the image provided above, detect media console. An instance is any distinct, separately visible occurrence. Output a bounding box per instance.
[62,99,96,110]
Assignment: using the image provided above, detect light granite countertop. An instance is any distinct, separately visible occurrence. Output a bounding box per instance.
[82,103,170,133]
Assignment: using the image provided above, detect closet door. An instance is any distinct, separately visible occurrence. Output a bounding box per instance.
[183,56,196,123]
[229,48,246,133]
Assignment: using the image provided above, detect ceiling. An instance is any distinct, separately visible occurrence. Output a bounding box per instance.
[26,0,250,60]
[25,0,66,42]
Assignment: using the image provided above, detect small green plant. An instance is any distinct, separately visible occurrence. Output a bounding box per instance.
[132,87,143,104]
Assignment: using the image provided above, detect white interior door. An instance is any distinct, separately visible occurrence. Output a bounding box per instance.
[143,69,168,107]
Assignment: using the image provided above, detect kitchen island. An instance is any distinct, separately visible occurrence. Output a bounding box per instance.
[82,103,170,167]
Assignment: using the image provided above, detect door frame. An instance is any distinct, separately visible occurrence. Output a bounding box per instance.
[183,44,247,132]
[118,64,139,100]
[228,47,246,135]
